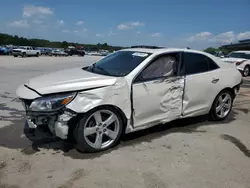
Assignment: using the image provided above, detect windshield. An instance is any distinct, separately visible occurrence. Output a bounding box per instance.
[228,52,250,59]
[86,51,151,77]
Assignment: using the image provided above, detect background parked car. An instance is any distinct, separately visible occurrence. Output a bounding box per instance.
[51,49,68,56]
[65,48,85,56]
[0,46,9,55]
[12,46,41,57]
[40,48,53,56]
[100,50,110,56]
[88,51,102,56]
[221,50,250,77]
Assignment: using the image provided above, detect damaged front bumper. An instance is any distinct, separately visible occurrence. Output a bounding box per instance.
[23,106,76,140]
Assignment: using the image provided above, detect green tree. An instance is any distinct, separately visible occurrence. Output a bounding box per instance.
[0,33,123,51]
[204,47,218,55]
[62,41,69,48]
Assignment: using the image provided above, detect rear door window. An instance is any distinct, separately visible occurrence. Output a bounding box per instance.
[184,52,209,75]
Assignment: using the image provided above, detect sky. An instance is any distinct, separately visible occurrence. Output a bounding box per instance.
[0,0,250,49]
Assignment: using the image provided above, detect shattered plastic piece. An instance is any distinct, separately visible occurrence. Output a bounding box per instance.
[54,121,69,139]
[27,119,37,128]
[54,113,75,139]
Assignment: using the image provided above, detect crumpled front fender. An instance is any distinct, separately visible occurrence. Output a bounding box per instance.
[66,79,131,119]
[16,84,41,99]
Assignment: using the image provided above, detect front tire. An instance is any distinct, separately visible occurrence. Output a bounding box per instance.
[243,65,250,77]
[75,107,123,153]
[210,90,233,121]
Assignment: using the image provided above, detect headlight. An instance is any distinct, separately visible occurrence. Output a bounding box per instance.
[29,93,76,112]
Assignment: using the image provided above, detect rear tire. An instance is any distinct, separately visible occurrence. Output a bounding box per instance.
[75,106,123,153]
[36,52,39,57]
[13,55,18,57]
[210,90,233,121]
[243,65,250,77]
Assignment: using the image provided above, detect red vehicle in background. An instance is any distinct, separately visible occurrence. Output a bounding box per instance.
[65,45,85,56]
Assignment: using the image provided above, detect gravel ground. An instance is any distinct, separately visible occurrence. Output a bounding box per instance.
[0,56,250,188]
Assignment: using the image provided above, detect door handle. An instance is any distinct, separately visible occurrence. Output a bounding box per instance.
[212,78,219,83]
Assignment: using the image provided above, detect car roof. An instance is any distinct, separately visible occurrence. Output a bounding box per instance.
[120,47,231,69]
[121,47,211,56]
[232,50,250,54]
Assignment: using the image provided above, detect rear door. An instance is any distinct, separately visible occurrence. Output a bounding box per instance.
[182,52,221,117]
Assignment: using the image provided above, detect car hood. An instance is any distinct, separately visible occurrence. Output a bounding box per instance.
[25,67,118,95]
[221,57,246,63]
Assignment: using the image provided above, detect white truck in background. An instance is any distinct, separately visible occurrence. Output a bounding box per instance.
[12,46,41,57]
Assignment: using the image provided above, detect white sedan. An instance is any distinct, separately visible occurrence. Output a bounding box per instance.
[16,47,242,152]
[221,51,250,77]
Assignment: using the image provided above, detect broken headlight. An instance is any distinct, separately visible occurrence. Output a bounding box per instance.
[29,93,76,112]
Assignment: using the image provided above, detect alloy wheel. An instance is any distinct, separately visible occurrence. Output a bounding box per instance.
[83,109,120,149]
[215,93,232,118]
[243,66,249,77]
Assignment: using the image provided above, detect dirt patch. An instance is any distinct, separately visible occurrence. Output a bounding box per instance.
[142,172,167,188]
[0,161,21,188]
[57,169,86,188]
[0,161,7,170]
[0,182,20,188]
[18,161,31,173]
[0,120,31,149]
[221,134,250,158]
[234,108,249,114]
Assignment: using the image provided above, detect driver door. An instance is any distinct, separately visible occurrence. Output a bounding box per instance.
[132,52,185,128]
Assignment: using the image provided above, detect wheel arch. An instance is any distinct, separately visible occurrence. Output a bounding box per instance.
[243,64,250,76]
[89,105,128,130]
[209,87,235,113]
[68,104,128,140]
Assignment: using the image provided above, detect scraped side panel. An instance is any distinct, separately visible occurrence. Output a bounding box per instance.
[160,78,184,116]
[132,77,184,128]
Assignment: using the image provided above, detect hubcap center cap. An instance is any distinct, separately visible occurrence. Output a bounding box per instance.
[96,126,105,132]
